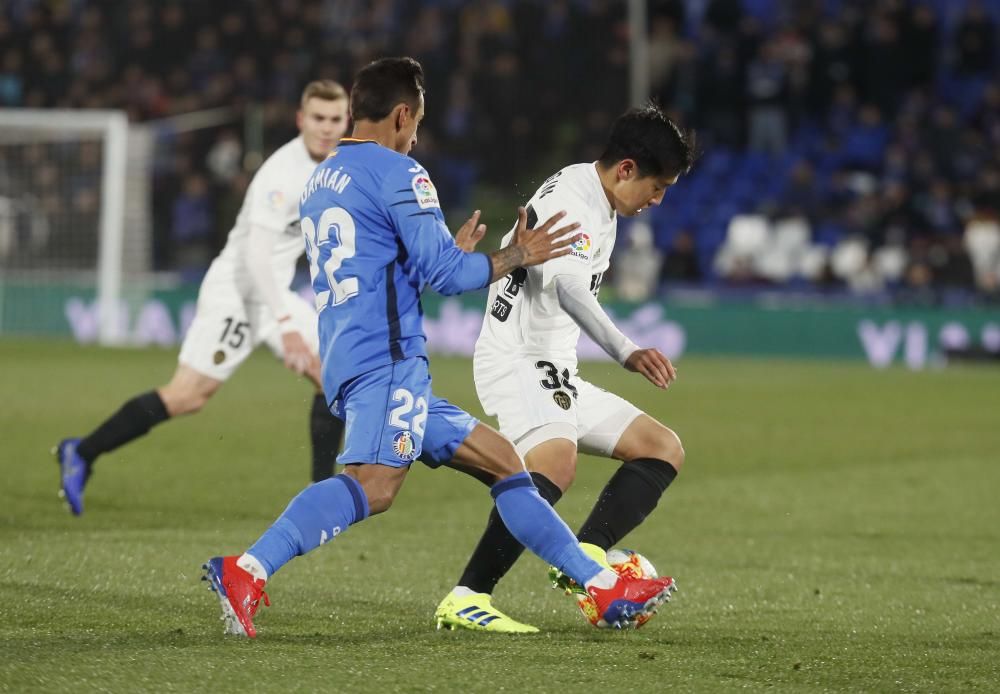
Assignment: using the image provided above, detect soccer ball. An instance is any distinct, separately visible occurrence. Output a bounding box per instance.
[606,548,658,580]
[575,548,661,628]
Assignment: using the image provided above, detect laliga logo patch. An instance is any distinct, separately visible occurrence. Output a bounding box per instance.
[411,175,440,209]
[267,190,286,211]
[392,430,417,462]
[570,233,592,260]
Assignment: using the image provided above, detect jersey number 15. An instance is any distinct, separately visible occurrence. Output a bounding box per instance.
[302,207,360,311]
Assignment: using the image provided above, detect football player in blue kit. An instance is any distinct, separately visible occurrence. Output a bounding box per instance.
[202,57,676,637]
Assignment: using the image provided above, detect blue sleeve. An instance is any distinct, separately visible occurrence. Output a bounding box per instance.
[381,162,491,296]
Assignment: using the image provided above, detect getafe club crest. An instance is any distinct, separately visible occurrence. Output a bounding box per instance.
[392,430,417,461]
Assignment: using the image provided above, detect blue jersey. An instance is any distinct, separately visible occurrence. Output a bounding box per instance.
[299,138,492,402]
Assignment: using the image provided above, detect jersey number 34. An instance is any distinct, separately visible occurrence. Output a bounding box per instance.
[302,207,360,311]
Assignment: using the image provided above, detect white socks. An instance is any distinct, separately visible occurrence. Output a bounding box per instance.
[584,568,618,591]
[237,553,268,582]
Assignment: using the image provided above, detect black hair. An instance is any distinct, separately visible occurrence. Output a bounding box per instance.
[350,57,425,122]
[598,103,696,178]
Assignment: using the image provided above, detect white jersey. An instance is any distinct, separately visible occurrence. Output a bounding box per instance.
[476,163,617,372]
[206,136,318,298]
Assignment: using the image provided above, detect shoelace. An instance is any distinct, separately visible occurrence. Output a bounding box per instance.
[235,580,271,614]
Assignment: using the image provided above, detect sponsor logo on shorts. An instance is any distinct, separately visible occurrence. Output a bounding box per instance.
[411,175,440,209]
[392,430,417,461]
[213,350,226,364]
[570,234,592,261]
[553,391,572,410]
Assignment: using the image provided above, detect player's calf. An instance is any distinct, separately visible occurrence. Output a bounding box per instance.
[523,436,577,493]
[613,415,684,471]
[576,418,682,551]
[157,365,222,417]
[157,386,211,416]
[452,424,527,481]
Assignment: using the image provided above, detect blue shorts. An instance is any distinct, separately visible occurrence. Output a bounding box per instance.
[336,357,478,468]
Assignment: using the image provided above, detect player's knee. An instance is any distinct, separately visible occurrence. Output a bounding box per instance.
[362,479,405,515]
[342,465,406,515]
[658,428,685,471]
[364,489,396,515]
[523,436,577,491]
[545,463,576,493]
[187,392,212,415]
[633,425,684,472]
[663,429,684,471]
[526,454,576,492]
[159,387,207,416]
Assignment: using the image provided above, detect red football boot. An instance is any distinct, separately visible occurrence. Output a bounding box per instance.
[586,574,677,629]
[202,556,270,637]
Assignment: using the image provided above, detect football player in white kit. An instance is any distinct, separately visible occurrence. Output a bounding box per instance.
[436,105,695,632]
[55,81,350,515]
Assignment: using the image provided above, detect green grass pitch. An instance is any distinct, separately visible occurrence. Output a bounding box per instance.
[2,339,999,692]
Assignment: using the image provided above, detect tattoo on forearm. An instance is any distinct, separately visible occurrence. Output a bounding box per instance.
[489,245,527,283]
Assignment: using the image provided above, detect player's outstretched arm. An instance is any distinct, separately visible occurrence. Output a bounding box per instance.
[488,207,581,281]
[624,348,678,389]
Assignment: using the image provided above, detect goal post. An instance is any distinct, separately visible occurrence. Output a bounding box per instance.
[0,108,132,344]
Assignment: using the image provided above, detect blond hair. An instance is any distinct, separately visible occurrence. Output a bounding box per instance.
[300,80,348,108]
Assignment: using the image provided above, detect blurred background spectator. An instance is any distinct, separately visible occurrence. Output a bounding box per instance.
[1,0,998,305]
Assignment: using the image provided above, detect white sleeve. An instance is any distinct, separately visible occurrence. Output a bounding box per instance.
[243,148,301,329]
[246,223,292,329]
[554,274,638,365]
[246,155,296,232]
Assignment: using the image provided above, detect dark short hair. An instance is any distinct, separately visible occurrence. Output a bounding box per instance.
[350,57,425,122]
[598,104,696,178]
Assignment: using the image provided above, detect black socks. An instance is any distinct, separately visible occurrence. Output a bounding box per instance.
[75,390,343,481]
[576,458,677,550]
[76,391,170,465]
[310,393,344,482]
[457,471,563,595]
[455,459,678,594]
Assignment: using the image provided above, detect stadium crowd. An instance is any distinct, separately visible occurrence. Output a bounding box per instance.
[1,0,998,301]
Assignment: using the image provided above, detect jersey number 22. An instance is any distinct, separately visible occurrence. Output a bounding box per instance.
[303,207,359,311]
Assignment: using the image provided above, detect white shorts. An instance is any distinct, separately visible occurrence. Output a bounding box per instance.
[474,357,643,459]
[178,273,319,382]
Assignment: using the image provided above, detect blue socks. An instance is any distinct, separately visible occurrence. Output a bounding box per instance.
[245,470,601,587]
[490,471,603,586]
[247,474,369,577]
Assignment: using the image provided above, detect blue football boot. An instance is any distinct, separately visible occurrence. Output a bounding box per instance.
[54,438,89,515]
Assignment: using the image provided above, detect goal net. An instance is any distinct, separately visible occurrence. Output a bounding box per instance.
[0,109,153,344]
